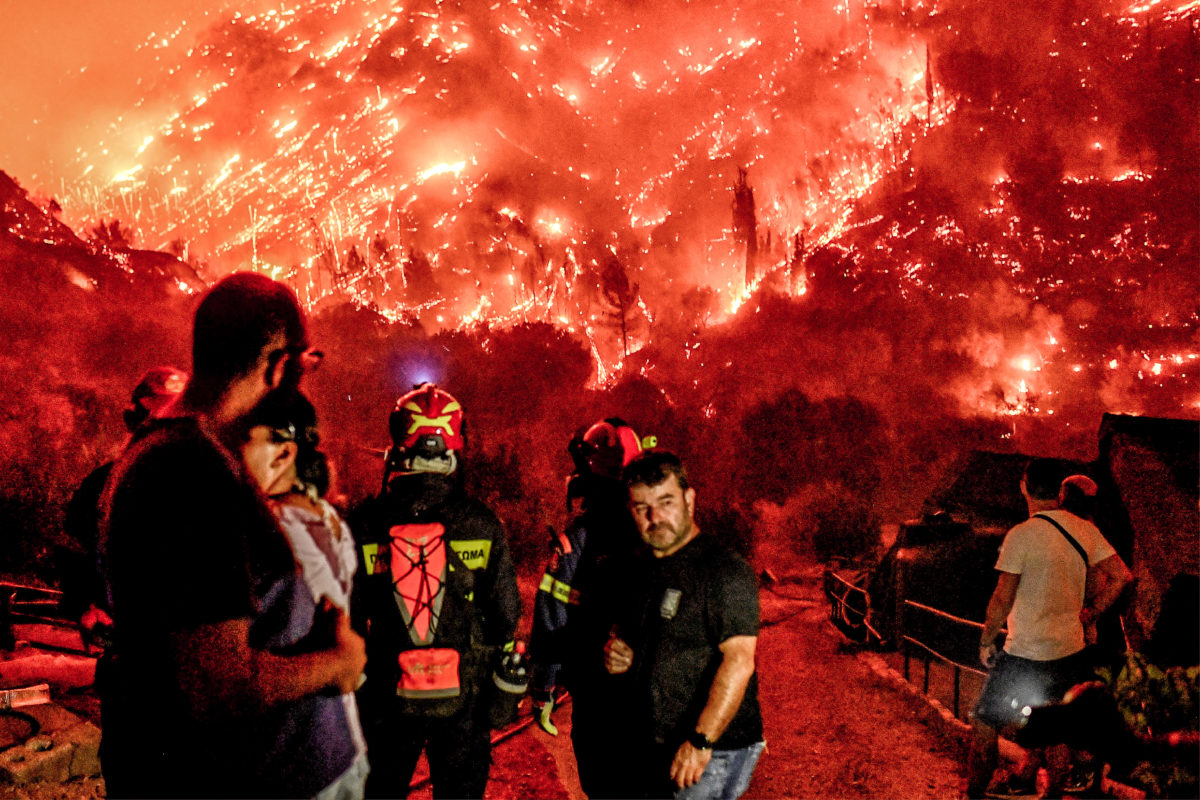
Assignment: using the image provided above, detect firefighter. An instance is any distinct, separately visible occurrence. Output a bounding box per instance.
[58,365,187,644]
[351,383,520,800]
[528,418,646,798]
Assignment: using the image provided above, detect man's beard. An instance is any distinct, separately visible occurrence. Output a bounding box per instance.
[644,516,692,553]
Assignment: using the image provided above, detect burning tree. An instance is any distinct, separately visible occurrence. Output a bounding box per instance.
[598,254,640,358]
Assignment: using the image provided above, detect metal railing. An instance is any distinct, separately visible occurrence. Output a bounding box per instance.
[0,581,93,655]
[823,569,884,645]
[901,599,998,720]
[0,580,69,624]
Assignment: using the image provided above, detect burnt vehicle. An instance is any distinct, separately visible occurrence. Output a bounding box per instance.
[865,512,1005,659]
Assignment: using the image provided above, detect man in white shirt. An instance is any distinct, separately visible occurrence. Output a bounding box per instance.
[965,458,1132,799]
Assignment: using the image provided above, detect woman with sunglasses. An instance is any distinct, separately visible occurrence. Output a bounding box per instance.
[241,388,369,800]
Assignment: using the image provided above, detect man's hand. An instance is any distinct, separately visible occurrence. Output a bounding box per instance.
[1079,606,1100,646]
[604,634,633,675]
[329,602,367,695]
[670,741,712,789]
[979,641,999,669]
[80,605,113,633]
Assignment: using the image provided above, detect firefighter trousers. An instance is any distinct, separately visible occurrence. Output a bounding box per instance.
[364,706,491,799]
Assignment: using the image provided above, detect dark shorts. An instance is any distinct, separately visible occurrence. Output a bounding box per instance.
[972,649,1093,731]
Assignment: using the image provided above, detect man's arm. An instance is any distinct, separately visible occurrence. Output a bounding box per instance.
[979,571,1020,666]
[1082,554,1133,627]
[670,634,757,789]
[170,604,365,721]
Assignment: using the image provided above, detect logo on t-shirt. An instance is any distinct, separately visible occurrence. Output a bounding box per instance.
[660,588,681,619]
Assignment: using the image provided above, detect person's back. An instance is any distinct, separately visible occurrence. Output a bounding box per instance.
[58,366,187,636]
[1000,509,1110,661]
[99,273,365,799]
[104,417,332,796]
[59,463,114,625]
[968,458,1131,799]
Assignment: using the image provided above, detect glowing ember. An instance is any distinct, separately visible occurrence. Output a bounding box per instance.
[3,0,1197,415]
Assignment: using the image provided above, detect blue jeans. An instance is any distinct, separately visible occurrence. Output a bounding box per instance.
[674,741,765,800]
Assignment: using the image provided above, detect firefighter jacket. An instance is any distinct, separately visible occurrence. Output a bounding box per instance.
[350,474,520,718]
[529,497,640,698]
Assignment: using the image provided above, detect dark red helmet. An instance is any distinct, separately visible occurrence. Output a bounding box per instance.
[571,418,643,480]
[123,366,187,431]
[389,383,465,456]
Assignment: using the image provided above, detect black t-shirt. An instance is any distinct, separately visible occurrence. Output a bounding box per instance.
[101,417,303,795]
[623,532,763,749]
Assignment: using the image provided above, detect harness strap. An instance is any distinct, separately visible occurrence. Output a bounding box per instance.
[1032,513,1088,567]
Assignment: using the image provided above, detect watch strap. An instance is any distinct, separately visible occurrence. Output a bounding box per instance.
[686,730,715,750]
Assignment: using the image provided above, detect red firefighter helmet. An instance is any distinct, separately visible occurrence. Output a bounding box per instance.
[123,366,187,431]
[389,383,465,456]
[573,418,643,480]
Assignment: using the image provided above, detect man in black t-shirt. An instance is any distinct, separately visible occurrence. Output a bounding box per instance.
[605,451,764,800]
[100,273,366,798]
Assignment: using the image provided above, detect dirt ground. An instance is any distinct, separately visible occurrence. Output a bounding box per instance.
[5,567,968,799]
[746,572,967,799]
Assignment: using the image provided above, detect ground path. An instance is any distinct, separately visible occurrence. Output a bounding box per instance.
[419,566,968,799]
[745,569,966,798]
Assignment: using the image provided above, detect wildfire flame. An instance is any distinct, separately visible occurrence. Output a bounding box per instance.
[11,0,1197,410]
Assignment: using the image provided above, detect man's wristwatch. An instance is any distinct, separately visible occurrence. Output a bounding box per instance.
[686,730,715,750]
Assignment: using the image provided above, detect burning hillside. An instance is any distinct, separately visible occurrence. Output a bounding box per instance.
[0,0,1197,573]
[23,0,1195,384]
[53,0,934,331]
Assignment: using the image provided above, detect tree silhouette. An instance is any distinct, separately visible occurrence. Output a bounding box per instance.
[87,219,134,250]
[732,166,757,287]
[598,254,639,358]
[404,248,440,305]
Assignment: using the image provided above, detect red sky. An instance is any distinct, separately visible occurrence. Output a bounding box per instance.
[0,1,232,187]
